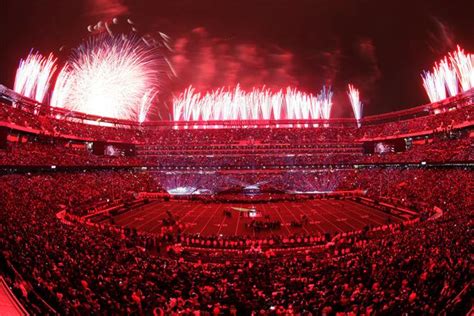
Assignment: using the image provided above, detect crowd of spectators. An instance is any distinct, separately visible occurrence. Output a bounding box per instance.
[1,99,473,169]
[0,131,471,168]
[0,104,142,142]
[1,167,472,314]
[364,133,473,164]
[359,99,473,139]
[0,97,472,314]
[0,141,143,167]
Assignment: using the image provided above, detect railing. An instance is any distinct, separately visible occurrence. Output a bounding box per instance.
[2,261,58,315]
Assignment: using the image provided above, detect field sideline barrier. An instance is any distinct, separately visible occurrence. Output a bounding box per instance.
[358,196,418,219]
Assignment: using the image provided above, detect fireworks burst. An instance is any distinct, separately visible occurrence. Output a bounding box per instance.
[14,52,57,103]
[422,71,441,103]
[347,84,363,127]
[52,35,162,120]
[422,46,473,103]
[173,85,333,122]
[50,65,73,108]
[138,89,159,123]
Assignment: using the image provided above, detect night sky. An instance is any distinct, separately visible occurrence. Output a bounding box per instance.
[1,0,473,117]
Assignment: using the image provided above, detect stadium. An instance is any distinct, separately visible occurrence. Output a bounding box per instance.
[1,1,473,315]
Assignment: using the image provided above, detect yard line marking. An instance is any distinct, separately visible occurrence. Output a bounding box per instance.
[146,202,188,233]
[199,204,225,235]
[137,201,190,232]
[307,200,347,233]
[273,204,292,235]
[281,202,311,235]
[234,205,242,236]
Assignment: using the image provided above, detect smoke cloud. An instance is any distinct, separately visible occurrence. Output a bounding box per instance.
[171,27,299,93]
[85,0,129,19]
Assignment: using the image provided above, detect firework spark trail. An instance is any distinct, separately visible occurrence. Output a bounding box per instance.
[14,52,57,103]
[34,54,57,103]
[201,97,213,121]
[285,88,314,122]
[318,86,333,120]
[138,89,159,123]
[259,90,272,120]
[449,46,474,91]
[440,58,458,97]
[249,88,261,120]
[173,85,333,122]
[272,90,283,120]
[347,84,363,127]
[15,63,37,99]
[285,88,302,119]
[422,71,440,103]
[51,65,73,108]
[309,95,321,120]
[434,65,447,100]
[270,91,283,120]
[173,87,198,121]
[52,35,161,121]
[422,65,449,102]
[14,53,42,99]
